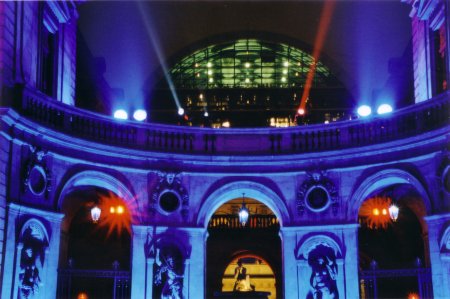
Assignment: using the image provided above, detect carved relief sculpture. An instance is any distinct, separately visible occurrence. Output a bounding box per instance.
[154,245,184,299]
[306,245,339,299]
[18,222,48,299]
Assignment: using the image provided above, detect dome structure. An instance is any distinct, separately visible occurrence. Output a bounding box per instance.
[151,38,353,127]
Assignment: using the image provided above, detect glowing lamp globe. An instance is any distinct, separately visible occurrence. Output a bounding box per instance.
[113,109,128,120]
[388,204,399,221]
[238,204,249,226]
[91,206,101,223]
[133,109,147,121]
[357,105,371,117]
[377,104,393,115]
[297,108,305,115]
[178,107,185,115]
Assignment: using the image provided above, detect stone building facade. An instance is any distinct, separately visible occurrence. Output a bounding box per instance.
[0,1,449,298]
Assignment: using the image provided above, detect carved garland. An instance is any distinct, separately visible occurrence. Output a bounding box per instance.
[150,172,189,221]
[297,171,339,215]
[23,148,52,199]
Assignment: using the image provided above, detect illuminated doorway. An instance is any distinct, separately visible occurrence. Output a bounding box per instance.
[206,196,281,298]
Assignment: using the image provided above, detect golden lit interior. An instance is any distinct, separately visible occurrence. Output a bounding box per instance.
[222,257,276,299]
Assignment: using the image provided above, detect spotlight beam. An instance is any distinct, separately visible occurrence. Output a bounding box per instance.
[137,3,181,110]
[298,0,336,113]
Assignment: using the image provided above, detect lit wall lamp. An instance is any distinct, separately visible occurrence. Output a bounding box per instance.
[388,204,399,222]
[91,206,101,223]
[238,193,249,226]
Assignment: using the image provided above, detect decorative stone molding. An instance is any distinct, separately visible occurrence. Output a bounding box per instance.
[404,0,446,30]
[45,1,78,33]
[23,148,51,199]
[297,171,338,216]
[150,172,189,221]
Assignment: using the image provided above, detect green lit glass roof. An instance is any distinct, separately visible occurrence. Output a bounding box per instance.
[169,39,335,89]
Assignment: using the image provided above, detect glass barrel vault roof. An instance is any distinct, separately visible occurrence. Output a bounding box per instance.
[169,39,335,90]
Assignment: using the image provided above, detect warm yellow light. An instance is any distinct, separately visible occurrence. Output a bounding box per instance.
[245,62,251,68]
[199,93,204,100]
[281,77,286,82]
[117,205,124,214]
[209,78,214,83]
[245,78,250,83]
[207,70,213,75]
[207,62,212,68]
[110,207,115,214]
[360,197,393,229]
[77,292,88,299]
[283,61,289,67]
[282,69,288,74]
[408,293,419,299]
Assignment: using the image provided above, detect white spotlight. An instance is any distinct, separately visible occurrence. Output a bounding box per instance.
[133,109,147,121]
[178,107,185,115]
[113,109,128,120]
[204,111,209,117]
[357,105,372,117]
[377,104,393,115]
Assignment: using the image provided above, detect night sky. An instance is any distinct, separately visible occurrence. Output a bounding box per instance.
[77,0,412,111]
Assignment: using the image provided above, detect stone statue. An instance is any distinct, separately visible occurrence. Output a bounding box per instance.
[154,248,184,299]
[306,245,339,299]
[233,259,255,292]
[18,226,45,299]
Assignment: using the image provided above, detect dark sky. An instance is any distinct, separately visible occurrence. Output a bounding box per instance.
[77,0,412,109]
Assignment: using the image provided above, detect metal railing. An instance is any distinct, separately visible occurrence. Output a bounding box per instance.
[57,264,131,299]
[17,85,449,155]
[359,260,433,299]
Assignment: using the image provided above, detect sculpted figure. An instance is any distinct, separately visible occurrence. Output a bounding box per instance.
[154,248,184,299]
[18,227,45,299]
[306,245,339,299]
[233,259,255,292]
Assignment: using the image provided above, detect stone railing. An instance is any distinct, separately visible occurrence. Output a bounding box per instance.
[208,215,279,229]
[19,86,449,155]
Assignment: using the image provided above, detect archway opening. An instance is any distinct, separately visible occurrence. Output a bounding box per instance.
[58,186,133,299]
[206,196,281,298]
[358,184,429,299]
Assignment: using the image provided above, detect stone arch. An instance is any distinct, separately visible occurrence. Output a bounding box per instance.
[440,226,450,253]
[197,180,290,227]
[57,170,139,222]
[296,234,343,260]
[348,168,432,222]
[19,218,50,244]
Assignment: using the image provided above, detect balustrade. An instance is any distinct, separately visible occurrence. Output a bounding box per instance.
[208,215,279,229]
[16,85,449,156]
